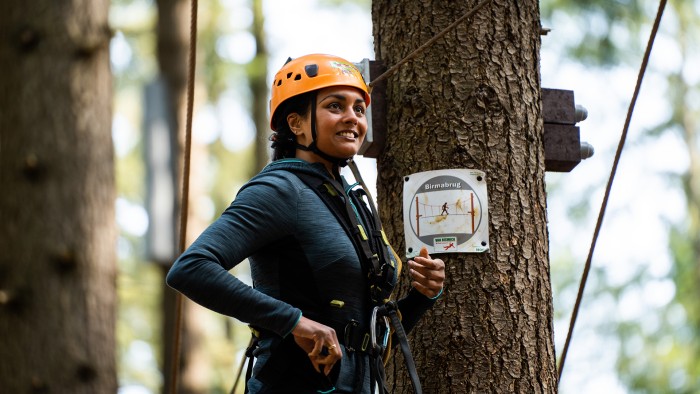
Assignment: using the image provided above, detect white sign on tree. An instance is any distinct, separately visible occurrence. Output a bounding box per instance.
[403,169,489,256]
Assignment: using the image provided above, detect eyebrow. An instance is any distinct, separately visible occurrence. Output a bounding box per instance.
[318,93,366,105]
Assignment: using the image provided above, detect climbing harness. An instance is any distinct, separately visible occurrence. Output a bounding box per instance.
[231,159,422,393]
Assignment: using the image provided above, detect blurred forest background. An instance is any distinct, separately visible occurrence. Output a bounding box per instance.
[73,0,700,392]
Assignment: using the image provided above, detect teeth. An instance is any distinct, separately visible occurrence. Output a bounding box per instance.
[338,131,356,138]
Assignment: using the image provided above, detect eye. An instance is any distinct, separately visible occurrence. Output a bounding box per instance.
[354,105,366,115]
[327,102,342,111]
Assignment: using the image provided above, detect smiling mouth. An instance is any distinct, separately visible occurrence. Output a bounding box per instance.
[337,131,358,138]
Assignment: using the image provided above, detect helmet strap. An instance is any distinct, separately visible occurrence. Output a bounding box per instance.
[295,93,351,168]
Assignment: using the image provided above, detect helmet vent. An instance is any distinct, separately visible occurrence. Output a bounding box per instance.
[304,64,319,78]
[286,72,293,79]
[294,74,302,81]
[276,79,282,86]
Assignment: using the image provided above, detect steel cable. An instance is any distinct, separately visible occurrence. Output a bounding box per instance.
[557,0,668,382]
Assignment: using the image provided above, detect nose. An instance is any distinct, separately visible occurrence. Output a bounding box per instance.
[342,107,359,125]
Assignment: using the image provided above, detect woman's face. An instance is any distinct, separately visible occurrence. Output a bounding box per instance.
[292,86,368,164]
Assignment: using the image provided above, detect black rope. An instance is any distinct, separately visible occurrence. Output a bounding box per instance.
[557,0,668,382]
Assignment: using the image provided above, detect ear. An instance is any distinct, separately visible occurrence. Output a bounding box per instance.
[287,113,303,135]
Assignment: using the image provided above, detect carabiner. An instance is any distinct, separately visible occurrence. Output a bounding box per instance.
[370,306,390,353]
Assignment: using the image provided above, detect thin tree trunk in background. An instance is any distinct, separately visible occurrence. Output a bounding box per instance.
[249,0,270,173]
[372,0,557,392]
[0,0,116,392]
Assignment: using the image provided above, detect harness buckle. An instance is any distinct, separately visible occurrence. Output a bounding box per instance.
[343,319,359,353]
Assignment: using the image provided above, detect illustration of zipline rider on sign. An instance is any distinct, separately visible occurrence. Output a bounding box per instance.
[403,169,489,256]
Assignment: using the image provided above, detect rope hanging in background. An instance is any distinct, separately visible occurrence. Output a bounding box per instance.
[164,0,672,388]
[557,0,668,382]
[170,0,199,392]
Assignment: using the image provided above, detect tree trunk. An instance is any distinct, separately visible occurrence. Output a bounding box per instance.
[249,0,270,173]
[0,1,116,393]
[372,0,557,392]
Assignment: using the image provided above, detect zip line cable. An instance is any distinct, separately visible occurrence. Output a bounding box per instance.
[368,0,492,89]
[170,0,199,392]
[557,0,668,382]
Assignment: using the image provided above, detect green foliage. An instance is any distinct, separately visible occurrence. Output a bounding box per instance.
[199,0,241,101]
[543,0,700,392]
[541,0,647,66]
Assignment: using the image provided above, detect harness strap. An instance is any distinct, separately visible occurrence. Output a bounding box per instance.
[371,301,423,394]
[292,171,385,295]
[345,185,397,304]
[294,96,351,168]
[239,335,258,394]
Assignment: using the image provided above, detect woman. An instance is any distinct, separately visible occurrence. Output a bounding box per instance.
[167,54,445,393]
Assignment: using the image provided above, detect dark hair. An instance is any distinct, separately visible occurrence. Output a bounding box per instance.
[269,91,315,161]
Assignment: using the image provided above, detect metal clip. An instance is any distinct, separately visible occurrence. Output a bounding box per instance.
[370,306,390,353]
[344,319,359,353]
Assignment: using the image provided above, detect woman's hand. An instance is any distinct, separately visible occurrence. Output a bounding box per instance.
[291,316,342,376]
[408,247,445,298]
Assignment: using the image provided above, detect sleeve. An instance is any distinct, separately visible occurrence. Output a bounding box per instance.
[166,173,303,338]
[396,288,438,334]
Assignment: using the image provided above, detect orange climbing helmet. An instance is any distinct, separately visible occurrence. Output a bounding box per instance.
[269,54,371,130]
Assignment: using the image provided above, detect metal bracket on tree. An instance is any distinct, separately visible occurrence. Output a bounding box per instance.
[354,60,593,173]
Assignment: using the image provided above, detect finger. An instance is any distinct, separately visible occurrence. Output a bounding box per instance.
[410,268,437,288]
[315,353,339,376]
[327,342,341,357]
[411,279,442,298]
[409,262,443,283]
[313,339,339,361]
[410,266,429,282]
[411,280,439,296]
[310,358,321,373]
[410,256,436,269]
[411,272,440,291]
[309,337,324,358]
[419,246,429,259]
[410,265,444,290]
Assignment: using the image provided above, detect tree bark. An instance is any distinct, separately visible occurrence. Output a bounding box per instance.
[372,0,557,392]
[0,1,116,393]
